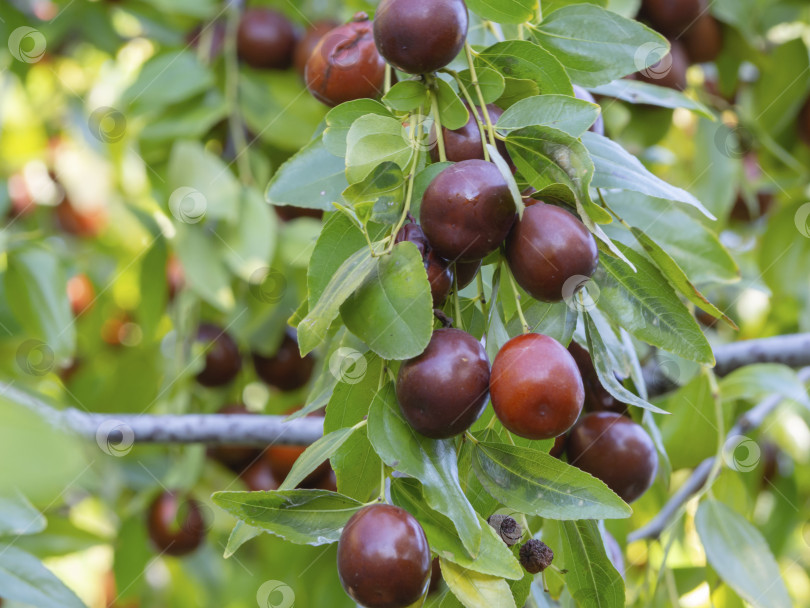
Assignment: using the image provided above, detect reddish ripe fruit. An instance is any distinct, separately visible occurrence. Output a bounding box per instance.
[67,273,94,318]
[195,323,241,388]
[567,341,628,415]
[240,458,279,491]
[305,14,387,107]
[636,40,689,91]
[265,408,330,485]
[572,85,604,135]
[395,223,453,306]
[430,103,507,163]
[337,504,431,608]
[146,491,206,556]
[549,433,567,458]
[506,203,598,302]
[55,198,106,237]
[397,328,490,438]
[639,0,704,37]
[207,405,263,472]
[491,334,584,440]
[374,0,468,74]
[293,21,339,76]
[455,259,482,289]
[252,329,315,391]
[237,8,297,70]
[567,412,658,503]
[682,14,723,63]
[421,159,516,261]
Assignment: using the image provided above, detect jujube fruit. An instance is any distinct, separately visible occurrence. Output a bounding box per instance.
[505,202,598,302]
[572,85,604,135]
[430,102,507,163]
[265,407,330,486]
[293,20,339,76]
[455,259,482,289]
[681,14,723,63]
[306,14,387,107]
[373,0,468,74]
[195,323,242,387]
[55,197,106,238]
[490,333,584,440]
[397,328,490,438]
[237,8,297,70]
[240,458,279,492]
[519,539,554,574]
[337,504,431,608]
[636,40,688,91]
[567,412,658,503]
[428,557,442,594]
[421,159,516,261]
[395,222,452,306]
[639,0,704,37]
[252,328,315,391]
[146,491,206,556]
[567,341,628,415]
[67,273,94,317]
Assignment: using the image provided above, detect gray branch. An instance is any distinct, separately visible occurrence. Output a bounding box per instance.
[628,366,810,543]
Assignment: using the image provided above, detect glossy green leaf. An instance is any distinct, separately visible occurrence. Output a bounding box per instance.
[590,79,712,117]
[212,490,363,546]
[434,78,470,130]
[345,114,414,184]
[309,214,372,308]
[278,426,357,491]
[323,99,392,157]
[0,492,45,536]
[341,242,433,360]
[596,242,714,364]
[224,521,262,558]
[390,478,523,580]
[472,441,631,519]
[753,38,810,135]
[533,5,668,86]
[167,139,239,222]
[465,0,535,24]
[173,223,234,312]
[441,558,516,608]
[122,50,213,111]
[367,383,482,555]
[496,94,599,137]
[0,544,85,608]
[383,81,429,112]
[696,500,791,608]
[221,187,277,282]
[496,77,541,108]
[475,41,573,96]
[455,68,506,105]
[342,162,406,224]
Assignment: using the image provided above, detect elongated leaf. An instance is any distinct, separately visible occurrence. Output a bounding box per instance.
[719,364,810,407]
[591,78,712,117]
[367,384,482,555]
[533,5,667,87]
[173,223,234,312]
[212,490,363,546]
[496,94,599,137]
[278,426,356,491]
[465,0,535,23]
[298,247,377,355]
[167,139,239,222]
[222,187,277,282]
[0,492,45,536]
[123,50,213,110]
[390,478,523,580]
[596,243,714,364]
[696,500,791,608]
[0,544,86,608]
[224,521,262,558]
[475,41,573,96]
[472,442,631,520]
[341,242,433,360]
[441,558,516,608]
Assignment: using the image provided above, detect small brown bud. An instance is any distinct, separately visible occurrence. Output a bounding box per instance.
[487,514,522,546]
[520,539,554,574]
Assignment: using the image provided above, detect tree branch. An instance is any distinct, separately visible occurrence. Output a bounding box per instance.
[628,366,810,543]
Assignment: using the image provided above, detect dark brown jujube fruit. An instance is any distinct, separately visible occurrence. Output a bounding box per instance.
[252,328,315,391]
[207,404,263,472]
[195,323,241,387]
[681,14,723,63]
[240,458,279,491]
[428,557,442,594]
[572,85,604,135]
[373,0,468,74]
[490,333,584,440]
[147,491,206,556]
[506,203,598,302]
[337,504,431,608]
[305,14,387,107]
[397,328,490,438]
[395,222,453,306]
[275,206,324,221]
[636,40,689,91]
[421,159,516,261]
[519,539,554,574]
[237,8,297,70]
[567,412,658,503]
[639,0,704,37]
[567,341,628,415]
[455,259,482,289]
[293,20,339,76]
[430,103,507,162]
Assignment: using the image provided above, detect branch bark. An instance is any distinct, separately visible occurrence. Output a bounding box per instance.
[628,366,810,543]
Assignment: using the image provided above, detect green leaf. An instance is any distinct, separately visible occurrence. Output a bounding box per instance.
[266,137,349,210]
[441,558,516,608]
[590,78,712,117]
[435,78,470,130]
[345,114,414,184]
[0,544,86,608]
[584,313,667,414]
[212,490,363,546]
[383,81,429,112]
[167,139,240,222]
[5,245,75,362]
[342,162,406,224]
[533,5,668,87]
[455,68,506,104]
[596,243,714,364]
[341,242,433,360]
[753,38,810,135]
[325,354,383,501]
[582,132,715,219]
[323,99,392,157]
[367,383,482,555]
[122,50,213,111]
[390,478,523,580]
[475,41,573,96]
[472,442,632,520]
[309,214,368,308]
[696,500,791,608]
[719,364,810,407]
[496,78,541,109]
[298,247,377,356]
[221,187,277,282]
[465,0,535,23]
[496,94,600,137]
[140,91,228,143]
[0,492,45,536]
[551,519,625,608]
[173,223,234,312]
[224,520,262,558]
[278,427,357,491]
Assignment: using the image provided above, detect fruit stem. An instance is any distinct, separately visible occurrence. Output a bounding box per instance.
[506,266,530,334]
[385,107,423,254]
[464,431,479,445]
[427,77,448,162]
[223,3,255,186]
[384,64,393,94]
[464,43,497,149]
[453,273,464,330]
